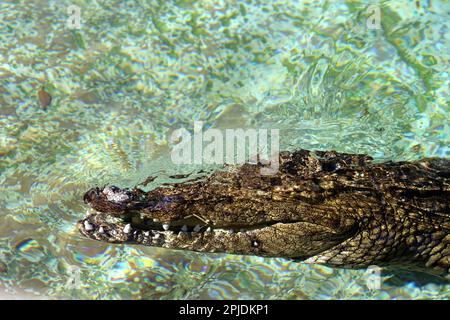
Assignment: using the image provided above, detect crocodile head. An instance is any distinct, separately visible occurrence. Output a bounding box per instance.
[79,183,359,259]
[78,151,365,259]
[77,150,450,275]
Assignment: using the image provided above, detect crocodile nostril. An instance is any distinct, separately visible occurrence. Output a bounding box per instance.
[109,186,120,192]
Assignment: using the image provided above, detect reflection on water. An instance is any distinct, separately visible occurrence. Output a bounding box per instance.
[0,0,448,299]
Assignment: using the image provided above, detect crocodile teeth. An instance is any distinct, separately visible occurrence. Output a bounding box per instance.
[153,234,160,239]
[98,226,104,234]
[153,218,160,222]
[84,221,94,231]
[193,225,201,232]
[206,227,212,232]
[162,223,170,231]
[144,231,150,237]
[123,224,132,234]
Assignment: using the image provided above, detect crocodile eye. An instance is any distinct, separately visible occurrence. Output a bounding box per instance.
[321,161,336,172]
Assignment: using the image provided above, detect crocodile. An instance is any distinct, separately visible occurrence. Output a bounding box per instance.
[78,149,450,276]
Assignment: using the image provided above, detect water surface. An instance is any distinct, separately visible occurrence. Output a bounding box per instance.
[0,0,449,299]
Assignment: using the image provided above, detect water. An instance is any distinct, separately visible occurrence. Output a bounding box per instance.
[0,0,448,299]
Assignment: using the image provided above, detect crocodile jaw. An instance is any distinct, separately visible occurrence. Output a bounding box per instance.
[78,185,355,258]
[78,212,350,258]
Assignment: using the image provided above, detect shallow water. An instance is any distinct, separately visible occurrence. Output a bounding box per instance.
[0,0,449,299]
